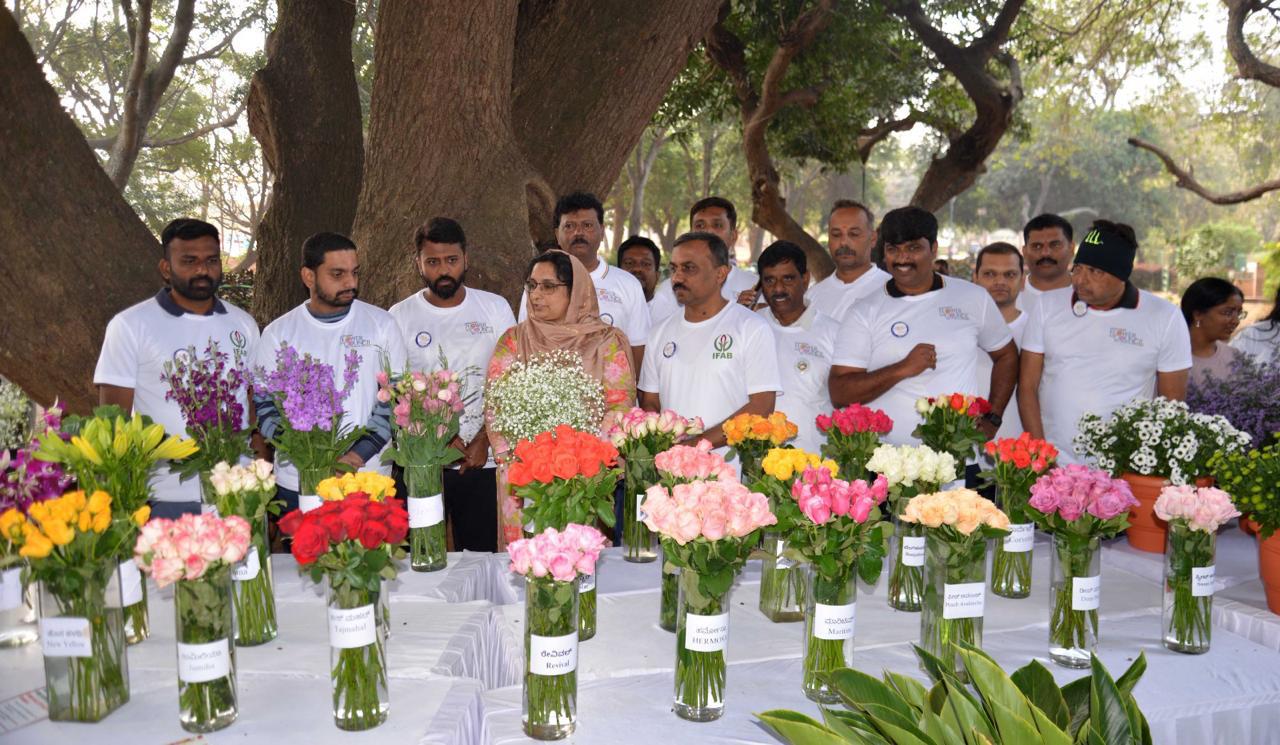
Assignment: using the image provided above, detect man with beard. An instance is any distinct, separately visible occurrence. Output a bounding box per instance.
[972,242,1028,440]
[253,232,408,512]
[829,207,1018,465]
[1018,213,1075,310]
[389,217,514,551]
[617,235,661,302]
[807,200,889,321]
[648,196,760,323]
[95,218,260,518]
[755,240,839,453]
[520,191,649,373]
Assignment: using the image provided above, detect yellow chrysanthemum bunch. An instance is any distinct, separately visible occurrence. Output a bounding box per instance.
[723,412,799,447]
[761,448,838,482]
[2,490,148,561]
[316,471,398,502]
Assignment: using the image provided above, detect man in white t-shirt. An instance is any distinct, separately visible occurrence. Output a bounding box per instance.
[807,200,890,322]
[1017,213,1075,311]
[649,197,759,324]
[253,232,408,510]
[390,217,515,551]
[972,242,1029,441]
[520,191,649,375]
[830,207,1018,458]
[639,231,781,459]
[1019,220,1192,464]
[95,218,261,518]
[756,240,839,453]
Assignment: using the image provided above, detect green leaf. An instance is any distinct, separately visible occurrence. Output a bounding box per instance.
[865,712,936,745]
[826,668,917,723]
[1011,659,1070,730]
[821,709,887,743]
[1114,652,1147,697]
[938,679,995,744]
[988,698,1044,744]
[1028,703,1075,745]
[756,710,850,745]
[885,672,930,712]
[917,706,958,744]
[957,644,1035,723]
[1088,654,1133,744]
[1061,676,1092,739]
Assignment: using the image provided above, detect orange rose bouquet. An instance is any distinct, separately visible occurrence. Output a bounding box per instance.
[724,412,798,481]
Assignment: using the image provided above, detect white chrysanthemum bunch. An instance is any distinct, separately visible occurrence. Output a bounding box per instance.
[487,350,606,445]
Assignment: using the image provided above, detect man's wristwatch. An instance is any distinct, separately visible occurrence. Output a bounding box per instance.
[982,412,1003,428]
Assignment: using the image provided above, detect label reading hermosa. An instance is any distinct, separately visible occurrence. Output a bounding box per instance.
[299,494,323,513]
[328,604,376,649]
[579,572,596,592]
[1003,523,1034,553]
[684,612,729,652]
[41,617,92,657]
[178,639,231,683]
[0,567,21,611]
[943,582,985,619]
[1072,575,1101,610]
[813,602,856,640]
[232,546,261,581]
[902,537,925,567]
[1192,566,1215,597]
[408,494,445,528]
[528,632,578,675]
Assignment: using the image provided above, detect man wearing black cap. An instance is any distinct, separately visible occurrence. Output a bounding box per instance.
[1018,220,1192,464]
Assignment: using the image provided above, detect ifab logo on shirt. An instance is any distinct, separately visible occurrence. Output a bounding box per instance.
[1109,328,1144,347]
[712,334,734,360]
[230,330,247,351]
[937,306,970,321]
[463,321,494,336]
[793,342,824,359]
[342,334,373,348]
[597,288,622,304]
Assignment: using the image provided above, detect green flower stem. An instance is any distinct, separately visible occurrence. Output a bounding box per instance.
[674,569,727,719]
[329,582,388,731]
[1164,526,1214,653]
[623,456,658,562]
[1049,537,1099,664]
[524,576,578,739]
[232,519,278,646]
[42,566,130,722]
[991,542,1032,599]
[659,564,678,632]
[578,582,597,641]
[802,569,855,702]
[921,535,986,683]
[889,519,924,612]
[407,465,447,572]
[175,567,237,732]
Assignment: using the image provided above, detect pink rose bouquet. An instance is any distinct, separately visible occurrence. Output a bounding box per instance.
[605,408,703,562]
[655,440,736,484]
[1156,485,1239,653]
[134,513,251,587]
[508,524,608,583]
[817,403,893,480]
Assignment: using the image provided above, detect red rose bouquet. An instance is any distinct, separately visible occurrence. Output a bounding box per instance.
[817,403,893,481]
[912,393,991,481]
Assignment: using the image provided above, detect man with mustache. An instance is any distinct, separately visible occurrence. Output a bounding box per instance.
[390,217,515,551]
[1018,213,1075,310]
[95,218,261,518]
[648,196,760,323]
[829,207,1018,466]
[756,240,839,453]
[253,232,408,513]
[808,200,889,321]
[972,241,1028,441]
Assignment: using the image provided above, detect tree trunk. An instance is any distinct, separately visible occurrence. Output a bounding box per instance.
[247,0,363,325]
[0,9,159,411]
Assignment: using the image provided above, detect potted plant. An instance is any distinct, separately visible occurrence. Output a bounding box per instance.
[1210,442,1280,613]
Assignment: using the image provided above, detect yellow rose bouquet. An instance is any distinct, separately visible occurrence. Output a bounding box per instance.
[723,412,798,482]
[316,471,398,503]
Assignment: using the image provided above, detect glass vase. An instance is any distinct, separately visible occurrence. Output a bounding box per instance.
[523,575,579,740]
[110,556,149,645]
[232,514,277,646]
[920,533,987,683]
[758,532,804,622]
[1048,534,1100,668]
[327,578,389,730]
[298,466,329,513]
[623,455,658,563]
[889,517,925,612]
[406,464,448,572]
[659,555,678,633]
[991,485,1034,598]
[39,559,130,722]
[673,569,731,722]
[578,566,597,641]
[1163,526,1215,654]
[175,565,237,732]
[802,565,856,703]
[0,564,39,647]
[198,471,220,516]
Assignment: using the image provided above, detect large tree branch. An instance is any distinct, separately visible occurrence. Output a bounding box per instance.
[180,10,259,65]
[85,102,244,149]
[755,0,835,123]
[856,113,919,162]
[1128,136,1280,204]
[107,0,151,187]
[891,0,1025,108]
[1225,0,1280,87]
[704,4,757,112]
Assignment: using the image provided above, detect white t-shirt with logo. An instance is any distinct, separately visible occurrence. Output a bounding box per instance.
[640,301,781,445]
[807,266,891,322]
[253,300,409,490]
[1021,287,1192,464]
[758,305,839,453]
[975,311,1028,441]
[649,266,759,325]
[833,277,1013,446]
[389,288,515,467]
[94,294,260,503]
[520,260,650,348]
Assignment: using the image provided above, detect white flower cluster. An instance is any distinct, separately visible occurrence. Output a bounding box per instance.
[487,350,606,444]
[0,379,32,452]
[209,459,276,496]
[865,443,958,488]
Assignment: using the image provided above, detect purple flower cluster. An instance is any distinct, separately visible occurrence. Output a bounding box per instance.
[1187,353,1280,448]
[162,342,247,437]
[2,403,72,514]
[256,344,360,432]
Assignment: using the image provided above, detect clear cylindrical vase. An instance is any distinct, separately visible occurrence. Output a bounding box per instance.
[802,565,856,703]
[1163,526,1214,654]
[758,532,803,622]
[920,533,987,683]
[674,569,730,722]
[578,566,597,641]
[327,578,389,730]
[623,455,658,563]
[110,556,149,645]
[991,523,1035,599]
[298,466,329,513]
[523,575,579,740]
[1048,534,1100,668]
[175,565,237,732]
[0,565,39,647]
[39,559,130,721]
[406,464,448,572]
[659,556,678,632]
[889,517,925,612]
[233,515,277,645]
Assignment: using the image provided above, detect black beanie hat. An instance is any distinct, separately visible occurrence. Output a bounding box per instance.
[1074,224,1136,281]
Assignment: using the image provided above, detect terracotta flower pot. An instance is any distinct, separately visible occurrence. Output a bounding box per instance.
[1242,516,1260,537]
[1121,473,1169,553]
[1259,532,1280,615]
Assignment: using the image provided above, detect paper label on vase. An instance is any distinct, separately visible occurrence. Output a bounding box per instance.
[408,494,445,528]
[328,604,376,649]
[1192,566,1215,597]
[901,537,925,567]
[775,540,795,570]
[40,617,92,657]
[0,567,22,611]
[579,572,596,592]
[813,602,856,640]
[1003,524,1034,553]
[943,582,985,619]
[684,612,729,652]
[1072,575,1100,610]
[177,639,231,683]
[636,493,648,522]
[528,632,578,675]
[299,493,323,513]
[232,546,261,581]
[108,559,143,607]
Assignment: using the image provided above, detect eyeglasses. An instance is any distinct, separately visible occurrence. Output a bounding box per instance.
[1216,308,1248,321]
[525,280,568,294]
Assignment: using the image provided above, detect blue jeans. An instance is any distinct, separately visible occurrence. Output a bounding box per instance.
[150,500,201,519]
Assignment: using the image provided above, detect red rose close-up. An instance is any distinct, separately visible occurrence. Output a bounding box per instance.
[291,521,330,565]
[358,520,389,550]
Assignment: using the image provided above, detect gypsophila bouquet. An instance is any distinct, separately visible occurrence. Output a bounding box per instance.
[0,379,31,452]
[487,350,606,448]
[162,342,252,488]
[1187,353,1280,448]
[912,393,991,480]
[817,403,892,480]
[1076,396,1251,484]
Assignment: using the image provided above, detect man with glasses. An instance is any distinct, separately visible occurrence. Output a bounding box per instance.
[829,207,1018,462]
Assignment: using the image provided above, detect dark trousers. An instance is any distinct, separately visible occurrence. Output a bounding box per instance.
[150,500,201,519]
[444,467,498,552]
